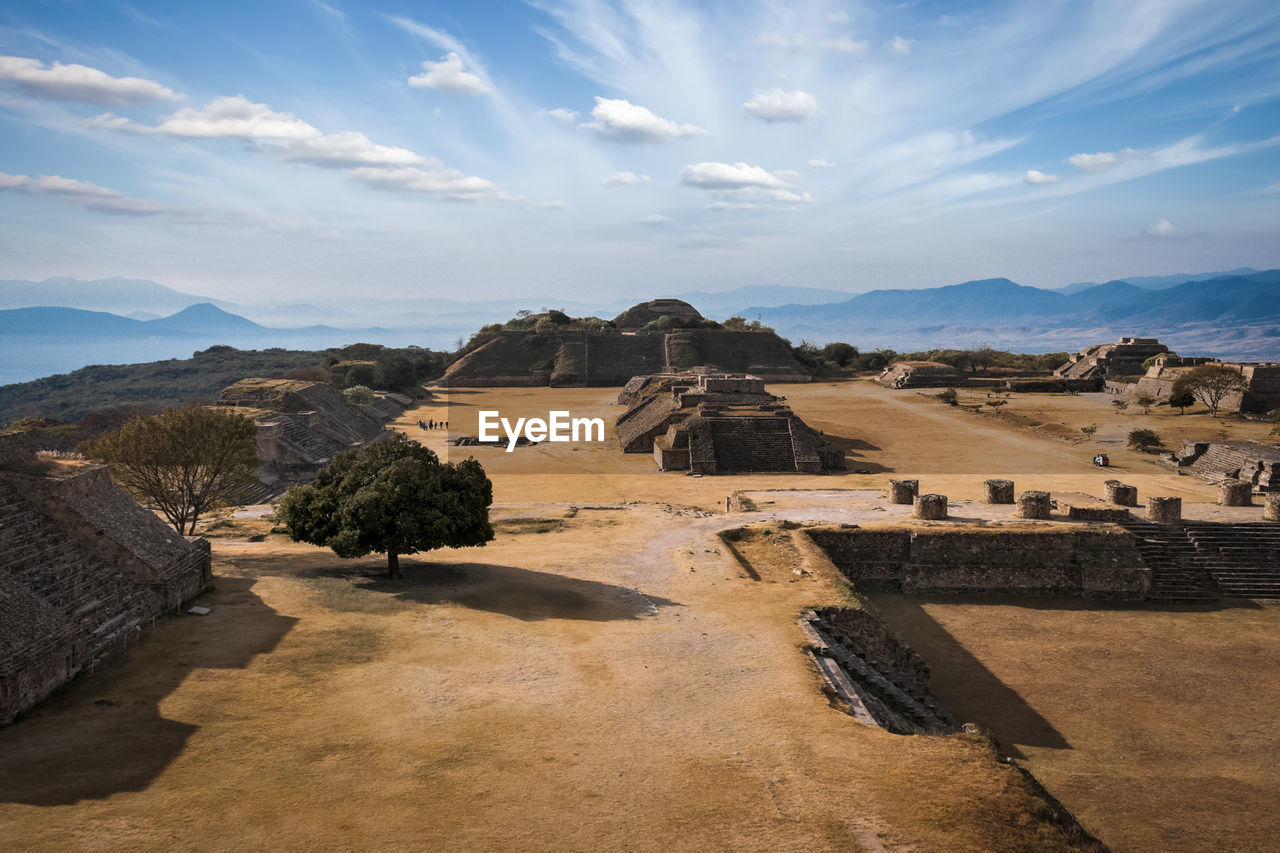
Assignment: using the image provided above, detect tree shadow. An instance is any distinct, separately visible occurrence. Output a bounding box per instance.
[0,576,297,805]
[369,561,681,622]
[865,594,1071,758]
[823,433,894,474]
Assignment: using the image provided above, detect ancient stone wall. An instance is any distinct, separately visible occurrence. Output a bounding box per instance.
[0,448,211,725]
[876,361,965,389]
[1174,440,1280,491]
[806,526,1148,598]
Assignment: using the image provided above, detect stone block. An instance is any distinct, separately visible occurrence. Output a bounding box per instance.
[1264,494,1280,522]
[1218,479,1253,507]
[1104,480,1138,506]
[889,479,919,505]
[1147,496,1182,524]
[914,493,948,520]
[1016,490,1052,519]
[984,479,1014,504]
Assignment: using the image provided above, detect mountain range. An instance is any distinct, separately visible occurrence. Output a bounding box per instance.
[1,269,1276,387]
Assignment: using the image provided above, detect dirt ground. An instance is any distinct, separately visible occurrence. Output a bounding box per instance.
[1,380,1276,851]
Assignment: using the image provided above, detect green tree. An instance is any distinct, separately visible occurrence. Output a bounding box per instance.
[343,385,375,406]
[275,434,493,578]
[1171,364,1248,418]
[87,405,259,534]
[936,388,959,406]
[1111,398,1129,414]
[1168,390,1195,414]
[1127,428,1162,452]
[1080,423,1098,438]
[821,342,859,367]
[985,399,1008,415]
[1134,393,1158,415]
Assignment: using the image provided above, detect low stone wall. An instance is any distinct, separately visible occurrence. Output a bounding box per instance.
[805,525,1149,599]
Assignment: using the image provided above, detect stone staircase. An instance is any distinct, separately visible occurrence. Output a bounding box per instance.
[0,485,154,662]
[1184,523,1280,600]
[1121,520,1217,603]
[709,419,797,473]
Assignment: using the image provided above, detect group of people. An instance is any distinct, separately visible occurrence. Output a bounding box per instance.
[418,418,448,431]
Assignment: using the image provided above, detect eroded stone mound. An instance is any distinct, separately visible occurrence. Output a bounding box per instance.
[876,361,965,389]
[611,298,703,329]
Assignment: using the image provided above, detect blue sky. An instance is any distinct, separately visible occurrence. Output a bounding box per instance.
[0,0,1277,304]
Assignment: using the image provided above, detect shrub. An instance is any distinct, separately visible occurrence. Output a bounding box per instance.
[1127,428,1162,452]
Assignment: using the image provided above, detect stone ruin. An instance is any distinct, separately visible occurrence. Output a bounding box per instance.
[1129,356,1280,414]
[1054,336,1170,384]
[875,361,966,389]
[615,371,844,475]
[440,299,811,387]
[1172,439,1280,492]
[0,431,211,725]
[215,379,410,498]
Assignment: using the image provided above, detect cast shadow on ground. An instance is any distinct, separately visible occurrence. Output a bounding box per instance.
[822,434,894,474]
[865,594,1071,758]
[357,561,680,622]
[0,576,297,806]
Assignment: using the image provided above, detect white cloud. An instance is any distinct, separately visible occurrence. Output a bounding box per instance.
[1069,150,1123,171]
[603,171,651,187]
[582,97,704,143]
[0,54,181,105]
[0,171,172,216]
[754,32,867,54]
[806,159,835,169]
[1144,217,1179,237]
[679,161,812,205]
[744,88,819,123]
[537,200,566,210]
[887,36,912,55]
[825,12,850,24]
[1023,169,1059,184]
[92,95,322,140]
[350,165,511,202]
[277,131,426,168]
[637,213,673,226]
[540,107,579,123]
[408,52,491,96]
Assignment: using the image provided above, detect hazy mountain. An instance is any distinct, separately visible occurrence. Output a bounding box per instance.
[0,276,238,314]
[1055,268,1260,294]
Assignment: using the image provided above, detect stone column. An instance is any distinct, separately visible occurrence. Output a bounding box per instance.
[1264,494,1280,522]
[914,493,948,520]
[1218,480,1253,507]
[1147,496,1182,524]
[984,479,1015,504]
[1104,480,1138,507]
[889,479,919,505]
[1016,490,1052,519]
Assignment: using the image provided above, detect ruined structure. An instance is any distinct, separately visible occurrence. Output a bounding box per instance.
[215,379,409,497]
[875,361,966,389]
[441,301,811,387]
[0,432,211,725]
[1054,336,1170,384]
[1172,439,1280,491]
[615,371,843,475]
[1129,356,1280,414]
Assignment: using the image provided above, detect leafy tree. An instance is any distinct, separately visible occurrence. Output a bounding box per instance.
[1111,398,1129,413]
[1080,424,1098,438]
[821,342,859,367]
[275,434,493,578]
[1127,428,1162,452]
[936,388,959,406]
[985,400,1008,415]
[1171,364,1248,418]
[343,385,375,406]
[1168,390,1195,414]
[1141,352,1177,371]
[87,405,259,534]
[1134,393,1158,414]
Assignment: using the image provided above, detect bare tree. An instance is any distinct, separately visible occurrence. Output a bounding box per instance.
[87,405,259,534]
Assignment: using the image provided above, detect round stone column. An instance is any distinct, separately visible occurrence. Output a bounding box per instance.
[984,479,1015,504]
[889,479,919,505]
[1264,494,1280,522]
[1016,490,1052,519]
[1218,480,1253,507]
[1104,480,1138,507]
[914,493,948,520]
[1147,496,1182,524]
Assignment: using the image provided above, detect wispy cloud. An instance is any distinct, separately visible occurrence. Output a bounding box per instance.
[0,54,181,104]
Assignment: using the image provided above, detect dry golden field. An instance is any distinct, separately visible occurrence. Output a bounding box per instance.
[1,380,1277,851]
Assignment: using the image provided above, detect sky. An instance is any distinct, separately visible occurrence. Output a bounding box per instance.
[0,0,1278,304]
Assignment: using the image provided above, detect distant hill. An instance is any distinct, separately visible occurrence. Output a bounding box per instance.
[746,270,1280,358]
[1055,268,1260,294]
[0,276,237,314]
